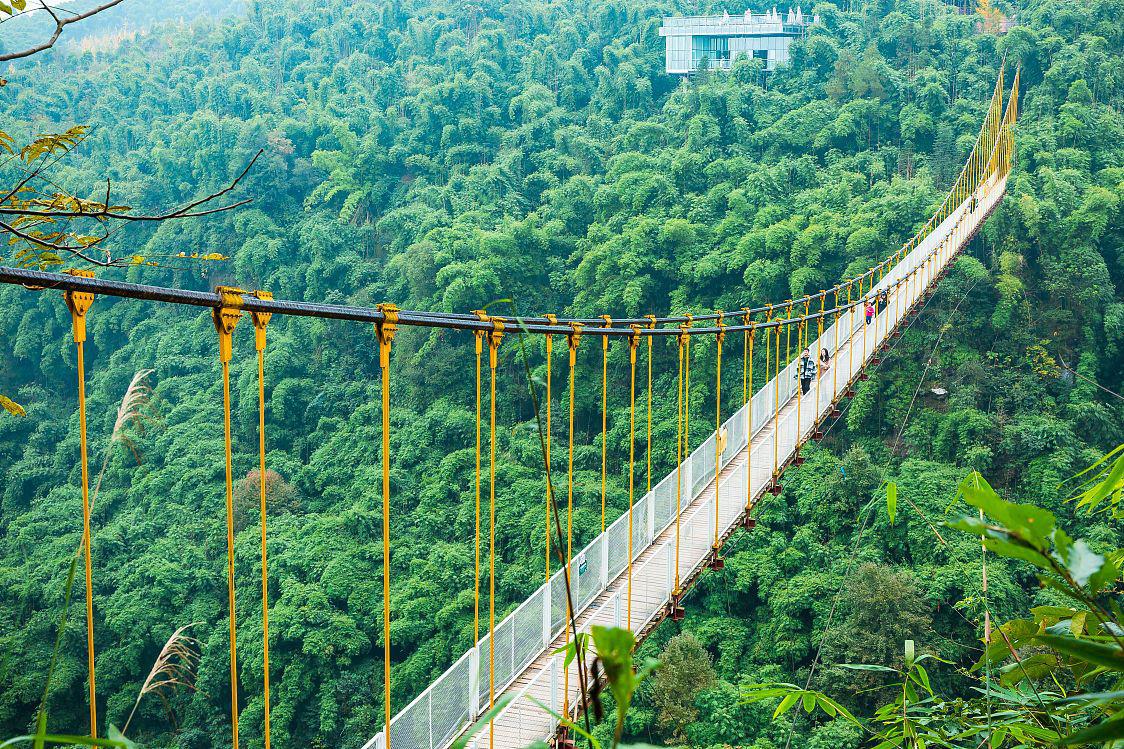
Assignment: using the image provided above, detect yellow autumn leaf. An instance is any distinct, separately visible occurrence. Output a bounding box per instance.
[0,395,26,417]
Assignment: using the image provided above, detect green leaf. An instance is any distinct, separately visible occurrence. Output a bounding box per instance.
[1030,605,1081,619]
[590,625,641,724]
[839,663,899,672]
[981,535,1053,570]
[1060,715,1124,744]
[553,632,588,670]
[1058,538,1104,587]
[998,653,1057,687]
[1049,690,1124,705]
[106,726,135,749]
[1071,445,1124,512]
[801,691,815,712]
[1087,556,1120,595]
[1035,634,1124,671]
[817,696,836,716]
[886,482,897,524]
[773,692,800,719]
[957,473,1055,547]
[817,695,862,726]
[911,663,932,694]
[0,3,13,16]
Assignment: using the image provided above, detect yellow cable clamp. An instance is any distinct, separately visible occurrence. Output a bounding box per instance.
[63,268,95,344]
[213,286,245,364]
[487,317,504,367]
[567,322,583,360]
[251,290,273,352]
[376,303,400,366]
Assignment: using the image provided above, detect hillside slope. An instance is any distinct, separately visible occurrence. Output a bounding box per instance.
[0,0,1121,746]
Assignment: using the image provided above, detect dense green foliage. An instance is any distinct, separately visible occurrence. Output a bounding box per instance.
[0,0,1122,746]
[739,455,1124,747]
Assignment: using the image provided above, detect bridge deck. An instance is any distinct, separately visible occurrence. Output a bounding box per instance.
[366,173,1008,749]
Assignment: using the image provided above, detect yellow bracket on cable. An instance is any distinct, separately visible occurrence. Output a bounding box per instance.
[63,268,97,740]
[251,290,272,351]
[213,286,245,362]
[64,268,95,343]
[376,303,399,364]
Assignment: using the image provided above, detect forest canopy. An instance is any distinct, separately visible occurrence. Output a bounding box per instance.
[0,0,1121,747]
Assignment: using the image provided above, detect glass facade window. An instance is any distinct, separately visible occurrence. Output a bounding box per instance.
[661,14,811,74]
[692,35,730,69]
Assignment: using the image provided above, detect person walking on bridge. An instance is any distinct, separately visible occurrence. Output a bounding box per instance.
[795,348,817,395]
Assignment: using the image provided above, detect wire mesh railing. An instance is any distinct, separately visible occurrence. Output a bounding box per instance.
[363,166,1010,749]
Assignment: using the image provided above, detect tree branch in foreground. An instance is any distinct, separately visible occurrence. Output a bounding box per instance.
[0,0,130,62]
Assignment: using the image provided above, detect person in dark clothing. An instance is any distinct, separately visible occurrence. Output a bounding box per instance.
[819,348,830,372]
[795,347,816,395]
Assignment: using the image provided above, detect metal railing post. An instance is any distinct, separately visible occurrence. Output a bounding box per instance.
[600,537,609,591]
[542,587,551,648]
[469,645,480,720]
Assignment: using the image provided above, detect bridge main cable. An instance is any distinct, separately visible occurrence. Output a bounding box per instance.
[0,266,883,336]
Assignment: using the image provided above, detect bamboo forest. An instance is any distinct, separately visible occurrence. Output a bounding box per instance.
[0,0,1122,748]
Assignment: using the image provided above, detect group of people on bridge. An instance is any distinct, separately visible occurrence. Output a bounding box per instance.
[796,346,832,395]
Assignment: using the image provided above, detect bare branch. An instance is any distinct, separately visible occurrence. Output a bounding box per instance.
[0,0,130,62]
[0,149,263,221]
[0,218,114,265]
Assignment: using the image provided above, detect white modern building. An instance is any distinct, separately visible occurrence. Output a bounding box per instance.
[659,8,818,74]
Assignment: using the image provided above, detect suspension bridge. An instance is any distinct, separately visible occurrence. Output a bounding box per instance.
[0,67,1018,749]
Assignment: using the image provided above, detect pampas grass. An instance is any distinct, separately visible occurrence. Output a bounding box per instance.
[122,623,202,734]
[90,368,155,511]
